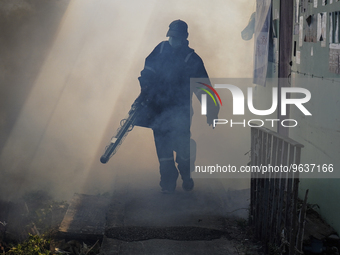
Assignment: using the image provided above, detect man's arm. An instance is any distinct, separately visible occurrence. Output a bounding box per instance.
[138,42,165,95]
[190,55,220,126]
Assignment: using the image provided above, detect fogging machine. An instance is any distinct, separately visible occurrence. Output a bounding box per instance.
[100,94,145,164]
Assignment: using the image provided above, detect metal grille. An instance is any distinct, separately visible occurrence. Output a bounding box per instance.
[250,125,308,254]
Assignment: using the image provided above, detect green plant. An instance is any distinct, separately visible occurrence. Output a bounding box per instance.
[6,234,51,255]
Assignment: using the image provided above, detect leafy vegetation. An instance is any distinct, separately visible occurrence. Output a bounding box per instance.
[1,190,102,254]
[6,234,51,255]
[0,190,67,254]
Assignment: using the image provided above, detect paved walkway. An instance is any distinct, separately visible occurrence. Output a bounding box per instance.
[100,171,250,255]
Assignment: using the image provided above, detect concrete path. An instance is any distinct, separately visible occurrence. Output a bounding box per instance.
[100,170,250,255]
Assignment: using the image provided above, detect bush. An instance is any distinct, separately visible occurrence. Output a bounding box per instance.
[6,234,51,255]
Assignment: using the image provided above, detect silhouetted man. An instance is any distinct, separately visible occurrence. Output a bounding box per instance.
[135,20,218,193]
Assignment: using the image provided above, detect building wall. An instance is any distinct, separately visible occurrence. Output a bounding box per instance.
[253,0,340,234]
[290,0,340,234]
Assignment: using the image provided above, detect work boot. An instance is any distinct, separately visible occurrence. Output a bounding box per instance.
[182,178,194,191]
[176,155,194,191]
[159,160,178,193]
[161,187,175,194]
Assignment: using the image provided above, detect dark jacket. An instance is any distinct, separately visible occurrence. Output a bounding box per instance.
[135,40,218,128]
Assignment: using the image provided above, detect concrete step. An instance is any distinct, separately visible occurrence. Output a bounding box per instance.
[105,226,229,242]
[57,171,251,254]
[100,236,238,255]
[59,193,110,242]
[100,171,250,254]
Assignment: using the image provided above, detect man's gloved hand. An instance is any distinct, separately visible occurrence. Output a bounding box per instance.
[206,100,219,128]
[207,114,218,128]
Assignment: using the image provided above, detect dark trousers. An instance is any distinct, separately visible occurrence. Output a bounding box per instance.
[152,108,195,190]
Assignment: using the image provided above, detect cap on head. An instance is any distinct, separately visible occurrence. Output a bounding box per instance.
[166,20,188,39]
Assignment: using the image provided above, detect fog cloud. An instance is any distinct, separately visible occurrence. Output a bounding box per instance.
[0,0,255,201]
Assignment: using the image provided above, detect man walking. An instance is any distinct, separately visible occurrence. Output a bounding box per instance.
[135,20,218,193]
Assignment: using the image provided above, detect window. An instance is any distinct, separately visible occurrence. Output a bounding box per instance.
[330,11,340,47]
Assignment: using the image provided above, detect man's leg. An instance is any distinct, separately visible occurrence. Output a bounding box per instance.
[153,129,178,192]
[175,135,196,191]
